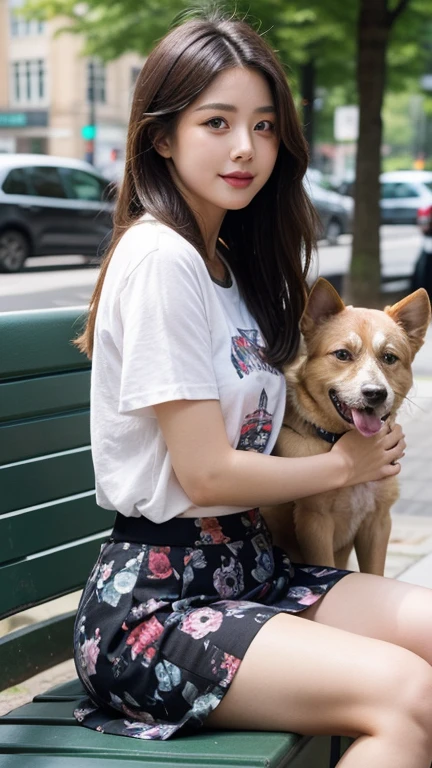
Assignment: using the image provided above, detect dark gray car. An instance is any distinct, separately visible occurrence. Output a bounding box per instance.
[0,154,114,272]
[305,171,353,245]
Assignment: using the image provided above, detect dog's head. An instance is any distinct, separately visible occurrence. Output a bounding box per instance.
[289,278,431,437]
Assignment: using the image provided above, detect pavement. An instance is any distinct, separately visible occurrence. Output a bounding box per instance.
[375,322,432,585]
[0,317,431,716]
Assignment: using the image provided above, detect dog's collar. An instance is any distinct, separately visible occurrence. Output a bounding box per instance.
[314,425,345,445]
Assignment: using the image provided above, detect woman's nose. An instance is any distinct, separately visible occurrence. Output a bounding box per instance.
[229,133,254,162]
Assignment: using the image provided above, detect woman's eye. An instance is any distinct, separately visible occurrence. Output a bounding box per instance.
[333,349,352,361]
[255,120,275,132]
[383,352,398,365]
[206,118,227,130]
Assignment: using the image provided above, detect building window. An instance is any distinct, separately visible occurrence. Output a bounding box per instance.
[11,59,47,106]
[9,13,45,36]
[87,59,106,104]
[9,0,45,35]
[38,59,45,99]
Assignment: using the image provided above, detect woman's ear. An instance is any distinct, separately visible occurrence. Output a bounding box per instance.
[151,128,172,159]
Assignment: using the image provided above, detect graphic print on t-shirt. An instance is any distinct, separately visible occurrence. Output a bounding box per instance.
[231,329,279,379]
[236,389,273,453]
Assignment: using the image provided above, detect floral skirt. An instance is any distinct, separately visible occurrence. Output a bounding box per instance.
[73,509,350,740]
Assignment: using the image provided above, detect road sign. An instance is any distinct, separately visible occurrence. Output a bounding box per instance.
[334,106,359,142]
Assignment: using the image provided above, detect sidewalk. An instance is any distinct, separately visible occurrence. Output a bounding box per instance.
[380,323,432,585]
[1,325,431,715]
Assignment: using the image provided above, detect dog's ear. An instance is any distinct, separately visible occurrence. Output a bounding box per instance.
[301,278,345,337]
[385,288,431,356]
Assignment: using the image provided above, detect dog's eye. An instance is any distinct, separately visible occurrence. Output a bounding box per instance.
[383,352,398,365]
[333,349,352,361]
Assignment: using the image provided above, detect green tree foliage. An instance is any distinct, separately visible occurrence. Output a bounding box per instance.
[22,0,430,95]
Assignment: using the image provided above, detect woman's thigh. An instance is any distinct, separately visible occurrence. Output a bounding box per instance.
[302,573,432,665]
[204,610,432,736]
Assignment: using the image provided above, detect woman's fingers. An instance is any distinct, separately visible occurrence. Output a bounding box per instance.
[382,423,405,451]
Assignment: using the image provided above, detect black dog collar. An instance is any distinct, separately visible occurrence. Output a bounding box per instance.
[314,425,345,445]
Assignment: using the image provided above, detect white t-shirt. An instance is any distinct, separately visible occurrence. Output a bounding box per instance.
[91,214,287,522]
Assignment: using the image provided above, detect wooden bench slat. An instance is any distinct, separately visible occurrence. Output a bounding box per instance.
[34,679,85,702]
[0,535,107,619]
[0,495,114,562]
[0,371,91,423]
[0,309,88,380]
[3,700,90,724]
[0,757,146,768]
[0,719,307,766]
[1,449,94,514]
[0,412,90,465]
[0,613,76,691]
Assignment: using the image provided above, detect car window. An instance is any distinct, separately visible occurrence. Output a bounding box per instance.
[392,183,420,198]
[381,183,396,199]
[2,167,31,195]
[26,166,68,198]
[423,182,432,194]
[60,168,107,202]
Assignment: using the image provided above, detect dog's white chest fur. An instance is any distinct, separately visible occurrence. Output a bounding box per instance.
[332,482,377,549]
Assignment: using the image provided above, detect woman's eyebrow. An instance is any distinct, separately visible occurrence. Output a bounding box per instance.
[194,102,276,113]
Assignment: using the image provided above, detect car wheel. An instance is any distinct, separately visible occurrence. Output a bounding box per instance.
[326,218,343,246]
[0,229,30,273]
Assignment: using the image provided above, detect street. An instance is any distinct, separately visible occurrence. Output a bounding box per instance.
[0,225,422,312]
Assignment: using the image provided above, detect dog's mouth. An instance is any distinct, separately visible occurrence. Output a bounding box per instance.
[329,390,389,437]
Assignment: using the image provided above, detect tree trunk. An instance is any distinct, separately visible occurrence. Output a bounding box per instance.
[344,0,389,307]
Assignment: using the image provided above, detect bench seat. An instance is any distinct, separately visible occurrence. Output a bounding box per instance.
[0,679,336,768]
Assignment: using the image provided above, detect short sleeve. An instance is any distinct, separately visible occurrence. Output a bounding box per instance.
[118,245,219,414]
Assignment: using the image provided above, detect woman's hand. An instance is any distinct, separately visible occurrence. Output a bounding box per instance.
[332,422,406,487]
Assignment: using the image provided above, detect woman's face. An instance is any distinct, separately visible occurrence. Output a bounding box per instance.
[156,67,279,237]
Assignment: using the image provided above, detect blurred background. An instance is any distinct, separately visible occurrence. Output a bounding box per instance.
[1,0,432,308]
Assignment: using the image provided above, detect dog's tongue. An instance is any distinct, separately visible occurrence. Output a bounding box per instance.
[351,408,382,437]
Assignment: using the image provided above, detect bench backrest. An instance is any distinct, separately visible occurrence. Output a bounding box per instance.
[0,308,115,689]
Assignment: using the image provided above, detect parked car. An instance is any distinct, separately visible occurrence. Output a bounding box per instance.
[412,201,432,299]
[332,170,432,226]
[305,170,354,245]
[380,171,432,225]
[0,154,115,272]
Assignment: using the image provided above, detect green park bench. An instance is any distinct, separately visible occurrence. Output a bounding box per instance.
[0,306,347,767]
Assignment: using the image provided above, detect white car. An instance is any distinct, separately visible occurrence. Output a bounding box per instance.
[380,170,432,225]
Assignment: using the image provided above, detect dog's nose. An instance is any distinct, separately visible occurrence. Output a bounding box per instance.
[361,384,388,406]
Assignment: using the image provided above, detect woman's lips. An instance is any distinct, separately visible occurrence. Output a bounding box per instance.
[220,173,254,188]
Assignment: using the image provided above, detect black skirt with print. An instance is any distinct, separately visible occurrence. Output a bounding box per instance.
[73,508,349,740]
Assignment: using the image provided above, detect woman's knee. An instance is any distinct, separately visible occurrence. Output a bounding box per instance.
[371,647,432,743]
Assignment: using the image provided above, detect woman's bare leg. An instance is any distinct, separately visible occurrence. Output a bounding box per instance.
[204,603,432,766]
[303,573,432,665]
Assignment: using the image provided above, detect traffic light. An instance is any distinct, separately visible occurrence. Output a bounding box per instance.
[81,125,96,140]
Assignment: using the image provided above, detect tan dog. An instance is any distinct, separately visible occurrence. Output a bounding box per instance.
[262,278,431,575]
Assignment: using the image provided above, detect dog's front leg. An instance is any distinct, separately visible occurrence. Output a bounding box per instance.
[354,507,392,575]
[293,500,337,568]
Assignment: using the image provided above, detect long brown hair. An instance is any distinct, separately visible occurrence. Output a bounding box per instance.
[76,9,317,367]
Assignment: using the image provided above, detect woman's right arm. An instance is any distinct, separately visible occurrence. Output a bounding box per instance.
[153,399,405,510]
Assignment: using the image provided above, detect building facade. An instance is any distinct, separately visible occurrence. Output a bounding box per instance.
[0,0,146,169]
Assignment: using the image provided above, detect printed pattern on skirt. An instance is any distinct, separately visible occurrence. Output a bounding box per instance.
[73,509,349,740]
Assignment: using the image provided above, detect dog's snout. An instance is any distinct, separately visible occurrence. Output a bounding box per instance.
[361,384,388,406]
